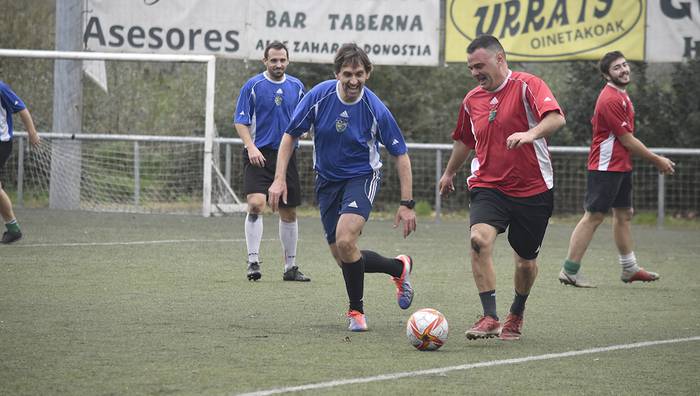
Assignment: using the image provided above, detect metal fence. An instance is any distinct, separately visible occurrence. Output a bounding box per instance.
[4,132,699,226]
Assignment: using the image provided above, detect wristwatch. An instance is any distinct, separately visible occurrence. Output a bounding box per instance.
[400,199,416,209]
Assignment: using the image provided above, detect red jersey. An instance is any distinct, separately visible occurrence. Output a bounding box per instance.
[588,83,634,172]
[451,70,563,197]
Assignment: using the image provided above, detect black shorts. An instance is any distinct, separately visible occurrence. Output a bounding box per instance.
[469,187,554,260]
[243,146,301,208]
[0,140,12,169]
[584,170,632,213]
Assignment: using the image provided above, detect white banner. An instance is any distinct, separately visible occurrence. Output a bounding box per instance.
[646,0,700,62]
[83,0,440,66]
[245,0,439,65]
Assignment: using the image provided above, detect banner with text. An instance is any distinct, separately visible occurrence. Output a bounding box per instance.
[83,0,440,66]
[246,0,439,65]
[83,0,249,57]
[646,0,700,62]
[445,0,646,62]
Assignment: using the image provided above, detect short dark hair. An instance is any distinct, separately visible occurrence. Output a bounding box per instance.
[334,43,372,74]
[264,41,289,60]
[467,34,505,55]
[599,51,625,76]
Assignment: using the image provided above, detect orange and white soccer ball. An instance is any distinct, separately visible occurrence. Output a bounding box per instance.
[406,308,448,351]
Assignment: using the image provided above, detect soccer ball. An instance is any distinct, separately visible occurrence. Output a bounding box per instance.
[406,308,448,351]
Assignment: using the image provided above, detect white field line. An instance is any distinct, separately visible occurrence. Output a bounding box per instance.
[8,238,277,248]
[236,336,700,396]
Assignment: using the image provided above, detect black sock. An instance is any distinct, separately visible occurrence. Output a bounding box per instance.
[509,290,529,317]
[479,290,498,321]
[362,250,402,277]
[341,256,365,313]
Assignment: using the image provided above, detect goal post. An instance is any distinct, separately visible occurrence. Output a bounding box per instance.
[0,48,224,217]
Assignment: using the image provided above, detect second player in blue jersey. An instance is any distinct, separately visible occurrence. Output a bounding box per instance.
[268,43,417,332]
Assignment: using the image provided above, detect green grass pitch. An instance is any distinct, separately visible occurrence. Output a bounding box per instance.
[1,209,699,395]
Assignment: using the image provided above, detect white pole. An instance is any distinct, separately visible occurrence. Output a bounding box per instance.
[657,173,665,229]
[202,57,217,217]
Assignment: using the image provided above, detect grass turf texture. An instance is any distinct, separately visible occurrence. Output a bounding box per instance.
[1,209,699,395]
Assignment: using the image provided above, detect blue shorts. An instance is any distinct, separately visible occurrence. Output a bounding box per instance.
[315,170,381,244]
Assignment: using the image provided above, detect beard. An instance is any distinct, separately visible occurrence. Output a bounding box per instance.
[610,74,630,87]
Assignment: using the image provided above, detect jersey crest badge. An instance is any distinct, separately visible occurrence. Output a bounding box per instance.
[274,88,284,106]
[335,110,349,133]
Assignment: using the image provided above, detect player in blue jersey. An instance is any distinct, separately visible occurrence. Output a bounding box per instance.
[233,41,310,282]
[1,80,40,244]
[268,43,417,332]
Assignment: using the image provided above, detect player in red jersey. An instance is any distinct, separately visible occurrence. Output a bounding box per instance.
[439,35,566,341]
[559,51,675,288]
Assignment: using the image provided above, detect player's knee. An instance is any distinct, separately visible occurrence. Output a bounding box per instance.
[247,203,264,215]
[246,194,266,214]
[246,212,259,222]
[280,215,296,223]
[279,208,296,223]
[515,258,537,272]
[334,235,356,257]
[614,207,633,222]
[585,211,606,225]
[470,234,486,254]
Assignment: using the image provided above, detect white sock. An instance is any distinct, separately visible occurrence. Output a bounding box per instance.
[619,252,639,272]
[279,219,298,271]
[245,213,263,264]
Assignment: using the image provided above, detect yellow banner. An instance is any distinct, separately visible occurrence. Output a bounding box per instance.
[446,0,645,62]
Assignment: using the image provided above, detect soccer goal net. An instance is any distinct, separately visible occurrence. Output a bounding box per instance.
[0,49,246,216]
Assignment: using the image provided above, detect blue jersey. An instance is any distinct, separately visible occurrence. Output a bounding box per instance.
[286,80,407,181]
[233,72,305,150]
[0,80,27,142]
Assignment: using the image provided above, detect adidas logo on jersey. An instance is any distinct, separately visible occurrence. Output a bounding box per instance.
[239,111,245,115]
[348,201,359,208]
[544,97,552,102]
[392,139,399,145]
[490,97,498,105]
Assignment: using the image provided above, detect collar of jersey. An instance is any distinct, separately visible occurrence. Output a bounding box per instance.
[484,69,512,94]
[335,80,364,105]
[606,82,627,93]
[263,71,287,84]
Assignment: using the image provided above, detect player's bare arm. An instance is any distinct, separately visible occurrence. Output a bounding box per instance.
[439,140,471,196]
[392,153,416,238]
[506,111,565,149]
[617,133,675,175]
[18,109,40,146]
[268,133,297,211]
[234,123,265,167]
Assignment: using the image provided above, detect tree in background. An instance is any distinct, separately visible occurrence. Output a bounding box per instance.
[552,61,601,146]
[630,62,676,147]
[670,59,700,148]
[1,0,696,148]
